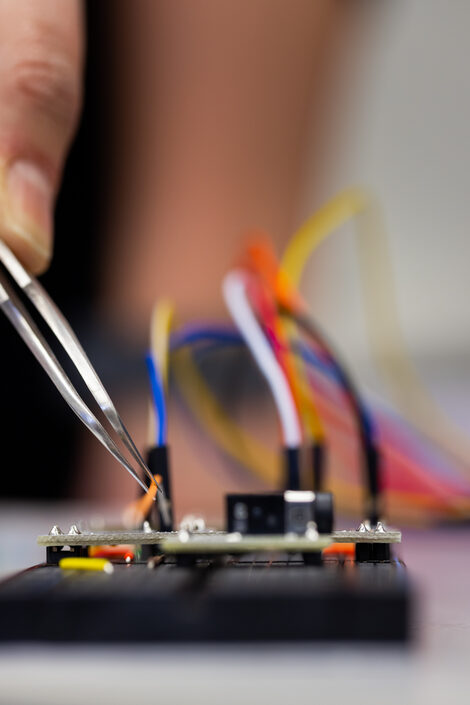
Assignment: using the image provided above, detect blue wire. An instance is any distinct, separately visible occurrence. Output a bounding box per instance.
[165,324,469,493]
[171,324,375,442]
[171,325,242,350]
[171,325,339,382]
[145,353,167,446]
[294,340,375,439]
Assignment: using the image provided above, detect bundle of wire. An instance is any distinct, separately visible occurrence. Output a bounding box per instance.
[144,191,470,527]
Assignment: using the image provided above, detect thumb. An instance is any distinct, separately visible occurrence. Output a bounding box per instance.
[0,0,84,274]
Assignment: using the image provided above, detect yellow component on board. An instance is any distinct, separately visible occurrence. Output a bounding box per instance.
[59,557,114,574]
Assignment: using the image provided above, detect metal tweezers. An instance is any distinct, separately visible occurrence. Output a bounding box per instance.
[0,239,160,498]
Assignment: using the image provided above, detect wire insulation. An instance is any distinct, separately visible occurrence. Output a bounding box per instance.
[222,270,302,448]
[146,354,167,446]
[150,300,174,391]
[282,187,470,472]
[170,324,470,523]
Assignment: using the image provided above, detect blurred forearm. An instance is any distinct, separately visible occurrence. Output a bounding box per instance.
[101,0,343,334]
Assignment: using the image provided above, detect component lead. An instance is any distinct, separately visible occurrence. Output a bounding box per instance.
[358,520,372,533]
[178,529,190,543]
[305,522,319,540]
[49,525,63,536]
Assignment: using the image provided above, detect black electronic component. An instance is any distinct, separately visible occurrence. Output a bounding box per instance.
[46,545,88,564]
[355,542,391,563]
[146,444,173,531]
[311,441,326,492]
[227,493,284,535]
[365,444,382,527]
[283,447,300,489]
[284,490,316,534]
[226,491,334,535]
[284,308,383,527]
[312,491,334,534]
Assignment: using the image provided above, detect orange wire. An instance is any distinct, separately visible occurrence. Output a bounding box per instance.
[245,236,325,442]
[248,275,304,416]
[123,477,158,527]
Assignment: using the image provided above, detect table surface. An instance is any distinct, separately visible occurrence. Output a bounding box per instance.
[0,502,468,705]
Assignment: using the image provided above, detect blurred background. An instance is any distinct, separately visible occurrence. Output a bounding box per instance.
[303,0,470,399]
[0,5,469,701]
[1,0,469,528]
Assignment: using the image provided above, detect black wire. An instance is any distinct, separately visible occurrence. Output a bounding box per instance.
[175,318,383,523]
[311,441,326,492]
[284,447,301,490]
[283,308,382,525]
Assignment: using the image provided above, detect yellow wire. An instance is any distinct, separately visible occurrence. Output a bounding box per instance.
[281,187,470,471]
[357,201,470,469]
[171,343,466,524]
[245,238,325,443]
[170,333,469,522]
[283,367,470,521]
[140,221,469,523]
[282,187,368,287]
[150,300,175,391]
[172,346,281,485]
[280,317,325,442]
[149,298,282,486]
[147,299,175,446]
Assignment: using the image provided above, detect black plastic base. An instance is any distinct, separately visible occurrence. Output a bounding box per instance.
[0,557,410,642]
[355,543,391,563]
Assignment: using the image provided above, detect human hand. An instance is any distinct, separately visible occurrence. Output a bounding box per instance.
[0,0,83,273]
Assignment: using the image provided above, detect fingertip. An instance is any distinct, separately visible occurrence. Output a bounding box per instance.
[0,227,52,275]
[0,156,53,274]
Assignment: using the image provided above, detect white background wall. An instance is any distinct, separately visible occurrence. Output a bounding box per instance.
[300,0,470,381]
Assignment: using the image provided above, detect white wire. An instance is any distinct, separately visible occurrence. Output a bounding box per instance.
[222,269,302,448]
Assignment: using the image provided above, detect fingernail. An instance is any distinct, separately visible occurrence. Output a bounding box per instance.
[4,160,53,269]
